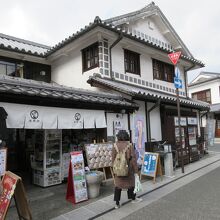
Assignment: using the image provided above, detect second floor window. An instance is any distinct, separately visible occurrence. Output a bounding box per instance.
[124,49,140,75]
[192,89,211,104]
[153,59,174,83]
[0,61,23,77]
[82,42,99,72]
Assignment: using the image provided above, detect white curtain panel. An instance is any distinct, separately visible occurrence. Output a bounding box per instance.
[83,110,95,129]
[0,103,25,128]
[57,109,84,129]
[24,106,43,129]
[95,110,107,128]
[42,107,58,129]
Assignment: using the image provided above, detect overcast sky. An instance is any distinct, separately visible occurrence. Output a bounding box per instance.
[0,0,219,82]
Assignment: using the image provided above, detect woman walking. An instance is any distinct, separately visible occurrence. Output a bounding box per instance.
[112,130,142,209]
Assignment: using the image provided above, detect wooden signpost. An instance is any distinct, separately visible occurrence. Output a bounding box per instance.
[140,152,163,183]
[0,171,32,220]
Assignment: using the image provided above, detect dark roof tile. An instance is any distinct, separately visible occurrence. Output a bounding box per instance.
[0,76,138,109]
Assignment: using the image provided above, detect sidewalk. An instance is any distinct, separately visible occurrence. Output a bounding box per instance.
[52,151,220,220]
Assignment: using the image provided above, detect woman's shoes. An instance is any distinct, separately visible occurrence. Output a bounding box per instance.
[131,197,143,203]
[115,204,120,209]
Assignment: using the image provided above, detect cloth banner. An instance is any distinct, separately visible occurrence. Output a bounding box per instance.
[0,102,106,129]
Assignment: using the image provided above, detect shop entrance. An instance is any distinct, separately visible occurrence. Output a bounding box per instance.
[4,128,107,188]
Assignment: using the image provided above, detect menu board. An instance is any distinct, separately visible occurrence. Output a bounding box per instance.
[0,148,7,176]
[0,171,32,220]
[141,152,159,177]
[70,152,88,203]
[85,143,113,169]
[0,173,17,219]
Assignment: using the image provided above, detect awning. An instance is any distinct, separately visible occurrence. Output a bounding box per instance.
[0,102,106,129]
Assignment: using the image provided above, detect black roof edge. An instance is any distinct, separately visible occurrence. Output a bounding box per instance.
[45,17,204,67]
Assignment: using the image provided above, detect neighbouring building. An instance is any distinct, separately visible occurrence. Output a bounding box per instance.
[189,71,220,138]
[0,2,209,187]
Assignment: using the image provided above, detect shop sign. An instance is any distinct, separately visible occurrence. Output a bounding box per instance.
[140,152,162,183]
[174,117,187,126]
[66,151,88,204]
[187,117,197,125]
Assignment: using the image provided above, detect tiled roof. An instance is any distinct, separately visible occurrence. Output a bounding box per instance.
[0,18,204,67]
[210,103,220,112]
[46,17,204,66]
[0,33,50,57]
[189,71,220,87]
[87,75,210,110]
[0,75,138,109]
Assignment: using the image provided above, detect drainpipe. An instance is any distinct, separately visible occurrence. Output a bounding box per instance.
[184,64,196,97]
[109,32,123,79]
[147,99,161,142]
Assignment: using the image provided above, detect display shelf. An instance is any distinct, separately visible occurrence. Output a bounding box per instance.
[32,129,62,187]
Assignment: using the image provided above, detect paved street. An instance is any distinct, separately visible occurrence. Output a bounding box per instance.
[123,166,220,220]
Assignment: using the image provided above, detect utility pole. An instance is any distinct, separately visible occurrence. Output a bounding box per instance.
[168,52,184,173]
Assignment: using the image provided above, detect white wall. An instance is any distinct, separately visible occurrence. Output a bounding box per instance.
[147,102,162,141]
[106,113,128,137]
[111,42,186,95]
[51,49,98,90]
[132,18,170,45]
[189,80,220,104]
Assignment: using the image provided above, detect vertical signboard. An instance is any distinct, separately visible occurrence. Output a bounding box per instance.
[0,171,32,220]
[66,151,88,204]
[134,115,145,165]
[140,152,162,183]
[0,148,7,176]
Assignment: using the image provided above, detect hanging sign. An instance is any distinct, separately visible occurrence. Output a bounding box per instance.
[187,117,197,125]
[66,151,88,204]
[174,117,187,126]
[168,51,181,65]
[0,148,7,176]
[0,171,32,220]
[140,152,162,183]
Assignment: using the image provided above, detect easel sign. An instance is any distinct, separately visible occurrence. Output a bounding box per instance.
[0,171,32,220]
[0,148,7,176]
[140,152,163,183]
[66,151,88,204]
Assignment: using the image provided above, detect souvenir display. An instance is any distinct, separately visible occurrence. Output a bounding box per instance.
[85,143,113,169]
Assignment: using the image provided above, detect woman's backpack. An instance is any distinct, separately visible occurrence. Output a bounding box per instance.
[113,143,130,176]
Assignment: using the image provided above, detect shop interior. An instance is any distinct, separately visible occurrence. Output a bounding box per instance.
[4,128,107,189]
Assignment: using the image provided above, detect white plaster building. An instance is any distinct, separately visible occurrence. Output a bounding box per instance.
[189,71,220,137]
[0,2,210,180]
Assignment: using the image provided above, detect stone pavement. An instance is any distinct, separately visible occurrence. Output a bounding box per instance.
[52,150,220,220]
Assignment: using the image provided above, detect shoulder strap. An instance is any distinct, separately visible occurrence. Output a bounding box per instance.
[114,143,119,153]
[123,143,130,153]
